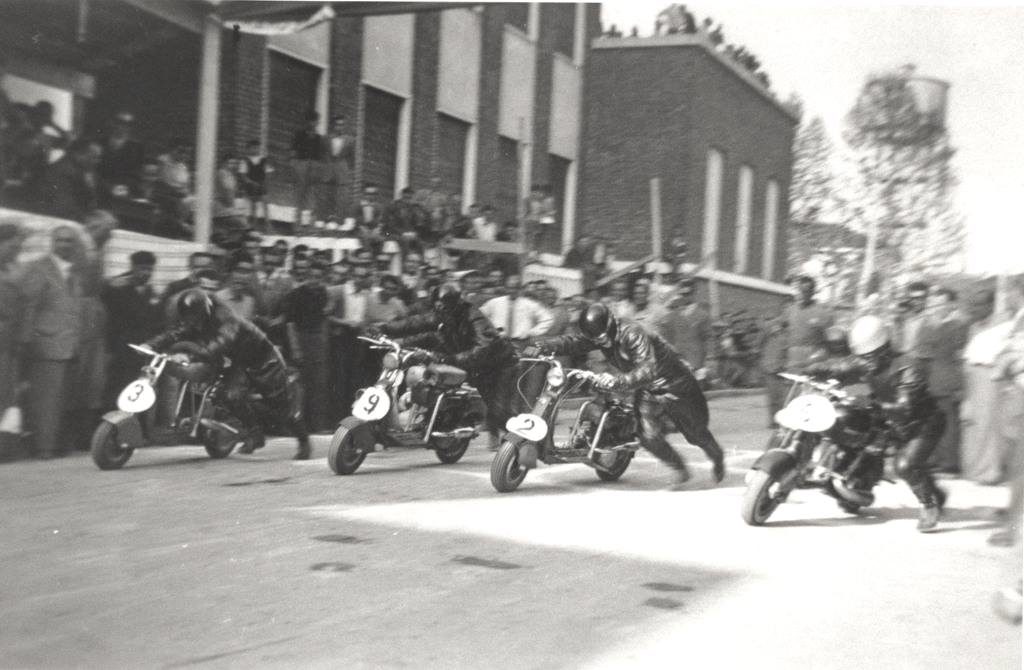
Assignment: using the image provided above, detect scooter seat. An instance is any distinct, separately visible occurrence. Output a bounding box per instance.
[426,363,467,388]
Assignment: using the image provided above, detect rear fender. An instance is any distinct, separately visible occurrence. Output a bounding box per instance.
[100,411,146,450]
[751,449,798,479]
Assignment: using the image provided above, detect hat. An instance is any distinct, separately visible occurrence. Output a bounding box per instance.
[130,250,157,266]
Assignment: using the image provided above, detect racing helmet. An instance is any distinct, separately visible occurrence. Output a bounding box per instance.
[848,315,890,355]
[431,282,463,315]
[177,288,215,329]
[578,302,616,342]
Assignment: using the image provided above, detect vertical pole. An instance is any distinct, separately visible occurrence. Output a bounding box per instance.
[194,15,222,248]
[649,177,663,260]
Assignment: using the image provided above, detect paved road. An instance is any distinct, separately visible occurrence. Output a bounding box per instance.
[0,395,1019,669]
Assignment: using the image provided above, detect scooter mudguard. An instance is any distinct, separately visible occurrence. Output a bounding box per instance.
[751,449,797,479]
[518,440,539,469]
[101,410,146,450]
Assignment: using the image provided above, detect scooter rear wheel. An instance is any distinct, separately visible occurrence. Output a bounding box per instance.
[491,440,529,492]
[433,436,471,464]
[595,451,633,482]
[90,422,135,470]
[328,417,372,475]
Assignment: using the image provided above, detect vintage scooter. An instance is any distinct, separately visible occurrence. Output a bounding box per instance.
[326,335,486,475]
[89,344,247,470]
[741,372,896,525]
[490,354,640,492]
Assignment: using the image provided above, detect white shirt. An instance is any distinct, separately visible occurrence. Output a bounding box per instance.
[481,295,553,340]
[472,218,498,242]
[344,290,369,326]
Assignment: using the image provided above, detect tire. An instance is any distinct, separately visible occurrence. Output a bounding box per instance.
[433,436,471,464]
[741,469,786,526]
[201,425,238,459]
[327,417,373,475]
[595,451,633,482]
[837,500,862,514]
[90,422,134,470]
[490,440,529,492]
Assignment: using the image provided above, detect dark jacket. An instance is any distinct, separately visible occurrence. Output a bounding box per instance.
[147,299,277,371]
[382,301,515,374]
[804,353,938,426]
[101,276,161,351]
[540,320,696,394]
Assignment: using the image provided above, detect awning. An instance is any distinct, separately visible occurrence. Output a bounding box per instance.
[217,2,477,35]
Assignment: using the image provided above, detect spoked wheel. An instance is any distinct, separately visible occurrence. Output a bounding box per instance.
[741,469,786,526]
[433,436,471,464]
[328,417,374,475]
[595,451,633,482]
[90,422,135,470]
[490,440,529,492]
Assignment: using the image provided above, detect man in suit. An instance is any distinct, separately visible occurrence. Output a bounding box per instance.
[97,111,145,202]
[19,225,84,458]
[35,138,102,222]
[324,114,355,222]
[925,287,971,474]
[101,250,161,407]
[666,278,711,374]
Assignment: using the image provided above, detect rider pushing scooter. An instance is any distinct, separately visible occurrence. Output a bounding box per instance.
[534,302,726,487]
[146,289,312,460]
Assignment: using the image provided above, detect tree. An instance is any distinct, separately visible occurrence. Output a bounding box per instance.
[842,65,965,301]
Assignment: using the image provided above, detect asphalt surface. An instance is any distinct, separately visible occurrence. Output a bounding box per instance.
[0,394,1019,669]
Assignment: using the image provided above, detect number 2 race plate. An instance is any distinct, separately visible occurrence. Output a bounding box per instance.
[505,413,548,442]
[353,386,391,421]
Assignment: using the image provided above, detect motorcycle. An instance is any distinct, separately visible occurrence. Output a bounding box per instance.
[490,355,640,493]
[327,335,486,475]
[741,372,896,525]
[89,343,249,470]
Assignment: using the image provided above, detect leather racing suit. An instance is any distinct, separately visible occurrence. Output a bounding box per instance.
[538,321,725,481]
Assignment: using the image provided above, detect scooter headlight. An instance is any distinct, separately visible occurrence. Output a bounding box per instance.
[546,366,565,388]
[383,352,400,370]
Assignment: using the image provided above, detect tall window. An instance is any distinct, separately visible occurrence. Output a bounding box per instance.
[437,113,470,201]
[702,149,724,270]
[763,179,780,280]
[362,86,404,197]
[734,165,753,273]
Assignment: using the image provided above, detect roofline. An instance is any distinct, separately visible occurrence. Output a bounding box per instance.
[591,33,800,124]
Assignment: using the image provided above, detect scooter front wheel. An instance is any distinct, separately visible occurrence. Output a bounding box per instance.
[90,421,135,470]
[491,440,529,492]
[741,469,785,526]
[328,417,373,475]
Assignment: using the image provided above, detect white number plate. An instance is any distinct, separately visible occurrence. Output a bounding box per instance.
[117,379,156,413]
[505,413,548,442]
[352,386,391,421]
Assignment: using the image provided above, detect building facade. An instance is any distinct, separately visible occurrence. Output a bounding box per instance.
[577,33,798,313]
[0,1,599,244]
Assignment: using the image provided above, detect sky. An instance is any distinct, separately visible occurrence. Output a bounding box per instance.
[600,0,1024,274]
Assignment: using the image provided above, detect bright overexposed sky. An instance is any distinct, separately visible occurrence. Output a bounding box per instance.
[600,0,1024,274]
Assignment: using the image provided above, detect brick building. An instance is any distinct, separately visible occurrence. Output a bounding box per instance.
[577,33,799,316]
[0,1,599,247]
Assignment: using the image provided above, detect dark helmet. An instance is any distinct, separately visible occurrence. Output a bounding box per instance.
[177,289,214,328]
[431,282,463,314]
[577,302,616,341]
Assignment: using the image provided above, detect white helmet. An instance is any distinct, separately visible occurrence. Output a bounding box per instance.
[848,315,890,355]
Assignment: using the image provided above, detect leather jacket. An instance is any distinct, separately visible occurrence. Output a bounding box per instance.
[382,300,516,374]
[147,298,279,372]
[539,321,696,394]
[804,353,938,427]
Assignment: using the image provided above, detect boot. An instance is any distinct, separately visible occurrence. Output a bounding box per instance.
[917,503,940,533]
[711,455,726,484]
[293,437,311,461]
[237,427,266,454]
[668,463,692,491]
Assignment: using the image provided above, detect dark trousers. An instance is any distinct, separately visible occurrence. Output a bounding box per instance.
[223,356,309,444]
[27,358,70,456]
[472,364,519,436]
[295,326,330,432]
[928,395,960,473]
[635,382,724,472]
[896,410,946,506]
[766,373,789,427]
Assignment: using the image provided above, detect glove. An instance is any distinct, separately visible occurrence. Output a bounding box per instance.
[594,372,617,391]
[168,353,191,366]
[407,350,434,366]
[363,322,385,337]
[694,367,708,381]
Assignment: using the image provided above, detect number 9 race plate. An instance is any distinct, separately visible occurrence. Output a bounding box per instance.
[352,386,391,421]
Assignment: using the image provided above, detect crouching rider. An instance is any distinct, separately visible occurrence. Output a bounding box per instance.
[146,289,312,460]
[535,302,726,487]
